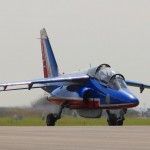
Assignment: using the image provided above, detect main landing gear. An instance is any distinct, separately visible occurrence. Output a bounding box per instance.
[46,101,68,126]
[106,109,127,126]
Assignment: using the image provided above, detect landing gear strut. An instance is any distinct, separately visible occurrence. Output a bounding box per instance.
[106,109,127,126]
[46,101,68,126]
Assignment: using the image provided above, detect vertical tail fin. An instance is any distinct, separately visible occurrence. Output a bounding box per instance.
[40,28,58,78]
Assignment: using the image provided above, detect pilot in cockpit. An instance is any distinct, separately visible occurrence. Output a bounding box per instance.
[95,64,127,90]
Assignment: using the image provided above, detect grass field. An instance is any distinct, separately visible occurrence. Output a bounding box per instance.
[0,116,150,126]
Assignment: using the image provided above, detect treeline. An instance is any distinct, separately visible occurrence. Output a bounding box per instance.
[0,107,43,118]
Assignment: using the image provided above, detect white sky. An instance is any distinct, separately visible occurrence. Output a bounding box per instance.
[0,0,150,108]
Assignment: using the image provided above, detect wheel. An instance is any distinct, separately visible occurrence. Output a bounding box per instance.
[116,117,125,126]
[107,114,117,126]
[46,113,57,126]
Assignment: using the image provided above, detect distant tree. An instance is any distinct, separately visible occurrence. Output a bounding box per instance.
[31,96,50,108]
[31,95,61,115]
[31,95,74,116]
[126,109,140,117]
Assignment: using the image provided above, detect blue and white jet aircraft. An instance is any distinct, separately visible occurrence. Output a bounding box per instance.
[0,28,150,126]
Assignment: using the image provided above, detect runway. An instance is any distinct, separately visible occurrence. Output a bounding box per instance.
[0,127,149,150]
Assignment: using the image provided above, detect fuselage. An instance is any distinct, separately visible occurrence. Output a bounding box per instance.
[46,64,139,110]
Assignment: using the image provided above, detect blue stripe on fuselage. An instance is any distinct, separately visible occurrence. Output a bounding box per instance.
[45,38,58,77]
[85,78,139,106]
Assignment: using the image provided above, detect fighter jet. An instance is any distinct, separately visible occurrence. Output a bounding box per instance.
[0,28,149,126]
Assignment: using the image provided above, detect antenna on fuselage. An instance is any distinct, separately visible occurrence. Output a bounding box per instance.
[89,64,91,68]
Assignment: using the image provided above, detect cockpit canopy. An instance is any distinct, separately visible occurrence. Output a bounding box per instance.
[87,64,127,90]
[95,66,119,83]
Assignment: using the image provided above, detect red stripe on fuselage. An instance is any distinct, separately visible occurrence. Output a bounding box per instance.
[47,98,139,109]
[48,98,100,109]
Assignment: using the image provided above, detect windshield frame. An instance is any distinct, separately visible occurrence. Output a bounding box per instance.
[108,74,127,90]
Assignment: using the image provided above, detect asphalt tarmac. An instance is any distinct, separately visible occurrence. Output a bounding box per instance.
[0,126,149,150]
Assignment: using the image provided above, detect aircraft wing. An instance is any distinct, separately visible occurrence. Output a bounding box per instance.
[0,74,89,91]
[126,80,150,93]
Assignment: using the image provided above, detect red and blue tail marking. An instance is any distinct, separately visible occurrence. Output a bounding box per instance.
[40,28,58,78]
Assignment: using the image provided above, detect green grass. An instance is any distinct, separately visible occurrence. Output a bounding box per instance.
[0,117,46,126]
[0,117,150,126]
[57,117,150,126]
[56,117,107,126]
[124,118,150,126]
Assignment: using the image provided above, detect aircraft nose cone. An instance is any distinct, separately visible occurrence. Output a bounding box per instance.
[129,95,139,105]
[120,90,139,107]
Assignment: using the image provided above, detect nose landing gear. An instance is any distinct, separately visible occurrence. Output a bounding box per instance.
[106,109,127,126]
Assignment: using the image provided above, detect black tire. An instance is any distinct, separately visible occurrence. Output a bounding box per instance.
[46,113,57,126]
[107,114,117,126]
[116,117,124,126]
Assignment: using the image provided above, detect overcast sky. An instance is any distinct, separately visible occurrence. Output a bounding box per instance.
[0,0,150,108]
